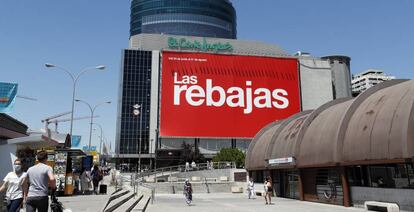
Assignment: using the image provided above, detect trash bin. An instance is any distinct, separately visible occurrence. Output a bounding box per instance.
[99,184,107,194]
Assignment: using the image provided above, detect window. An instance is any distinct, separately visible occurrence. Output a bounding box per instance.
[347,164,414,189]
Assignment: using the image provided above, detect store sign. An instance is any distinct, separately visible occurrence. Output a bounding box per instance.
[167,37,233,52]
[268,157,295,165]
[0,82,18,113]
[160,51,301,138]
[82,145,96,152]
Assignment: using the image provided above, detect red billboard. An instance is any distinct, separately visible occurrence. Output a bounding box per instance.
[160,51,301,138]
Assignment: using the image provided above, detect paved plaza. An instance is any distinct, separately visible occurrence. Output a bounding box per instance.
[148,193,364,212]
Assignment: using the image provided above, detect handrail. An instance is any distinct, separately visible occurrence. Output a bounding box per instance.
[137,161,236,179]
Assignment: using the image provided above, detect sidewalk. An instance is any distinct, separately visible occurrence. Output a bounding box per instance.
[148,193,364,212]
[58,176,116,212]
[59,193,111,212]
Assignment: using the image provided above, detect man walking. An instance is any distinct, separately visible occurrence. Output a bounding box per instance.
[23,150,56,212]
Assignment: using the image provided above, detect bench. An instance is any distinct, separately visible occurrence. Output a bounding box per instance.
[177,178,187,182]
[231,186,243,193]
[364,201,399,212]
[219,176,229,182]
[191,176,201,182]
[168,176,178,182]
[205,178,217,182]
[144,177,155,183]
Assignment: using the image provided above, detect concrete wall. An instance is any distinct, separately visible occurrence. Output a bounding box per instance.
[299,58,334,110]
[0,144,17,180]
[172,168,245,182]
[150,182,245,194]
[322,56,352,99]
[350,186,414,211]
[149,50,160,154]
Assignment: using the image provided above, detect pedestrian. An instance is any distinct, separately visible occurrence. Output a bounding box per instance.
[23,150,56,212]
[264,177,272,204]
[185,162,190,172]
[263,178,268,204]
[247,177,255,199]
[206,161,210,170]
[0,158,26,212]
[183,179,193,205]
[91,165,102,194]
[191,161,196,171]
[80,168,91,195]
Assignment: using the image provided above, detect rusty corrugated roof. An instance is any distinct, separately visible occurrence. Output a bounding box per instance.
[246,79,414,170]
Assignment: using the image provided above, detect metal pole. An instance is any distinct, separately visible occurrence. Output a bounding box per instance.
[89,109,94,150]
[139,104,143,173]
[99,128,103,154]
[69,84,76,138]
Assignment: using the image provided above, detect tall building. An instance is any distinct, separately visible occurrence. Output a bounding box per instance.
[130,0,237,39]
[351,69,395,96]
[115,34,352,169]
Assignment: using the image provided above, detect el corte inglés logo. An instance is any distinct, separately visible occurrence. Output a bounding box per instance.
[168,37,233,52]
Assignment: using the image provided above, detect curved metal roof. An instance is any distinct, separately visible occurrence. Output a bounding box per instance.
[246,79,414,170]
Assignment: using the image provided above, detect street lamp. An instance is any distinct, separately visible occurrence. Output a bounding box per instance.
[75,99,111,151]
[132,104,143,172]
[93,123,104,154]
[44,63,106,139]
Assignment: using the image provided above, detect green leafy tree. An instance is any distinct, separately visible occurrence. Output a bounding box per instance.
[213,148,245,168]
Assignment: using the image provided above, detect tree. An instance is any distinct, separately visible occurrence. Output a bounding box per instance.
[179,142,205,165]
[213,148,245,168]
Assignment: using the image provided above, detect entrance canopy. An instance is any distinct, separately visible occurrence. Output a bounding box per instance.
[246,79,414,170]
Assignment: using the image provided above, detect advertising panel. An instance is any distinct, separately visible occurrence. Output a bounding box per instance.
[71,135,82,148]
[160,51,301,138]
[0,82,18,113]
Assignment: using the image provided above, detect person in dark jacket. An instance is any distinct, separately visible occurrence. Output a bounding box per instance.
[90,165,102,194]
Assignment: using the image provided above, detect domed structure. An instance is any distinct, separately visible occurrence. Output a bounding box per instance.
[130,0,237,39]
[246,79,414,210]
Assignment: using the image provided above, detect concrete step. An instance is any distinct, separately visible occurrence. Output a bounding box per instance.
[131,196,151,212]
[102,190,130,212]
[114,194,143,212]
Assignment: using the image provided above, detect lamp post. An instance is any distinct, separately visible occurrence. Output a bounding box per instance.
[44,63,105,139]
[93,123,104,154]
[75,99,111,151]
[132,104,143,172]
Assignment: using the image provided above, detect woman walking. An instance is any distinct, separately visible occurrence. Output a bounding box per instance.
[0,159,26,212]
[264,177,272,204]
[183,179,193,205]
[80,168,91,194]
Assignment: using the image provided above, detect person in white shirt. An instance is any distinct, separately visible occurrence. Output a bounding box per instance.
[185,162,190,172]
[191,161,196,171]
[247,177,255,199]
[0,158,27,212]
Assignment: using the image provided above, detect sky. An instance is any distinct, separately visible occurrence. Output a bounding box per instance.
[1,0,414,151]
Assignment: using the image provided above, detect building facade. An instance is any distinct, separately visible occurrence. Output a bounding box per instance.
[130,0,237,39]
[115,33,352,169]
[246,79,414,210]
[351,69,395,96]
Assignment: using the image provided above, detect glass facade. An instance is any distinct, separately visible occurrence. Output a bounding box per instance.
[347,164,414,189]
[130,0,237,39]
[118,50,152,155]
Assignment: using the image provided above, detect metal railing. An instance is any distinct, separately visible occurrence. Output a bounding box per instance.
[136,161,236,181]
